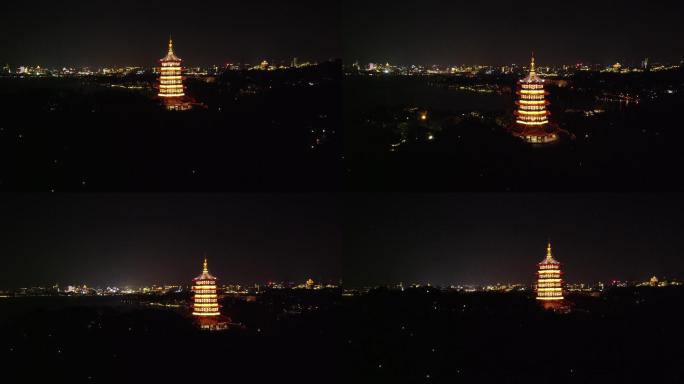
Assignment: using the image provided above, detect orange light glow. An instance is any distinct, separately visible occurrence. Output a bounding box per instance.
[158,37,185,98]
[535,241,564,302]
[191,258,221,317]
[511,54,560,144]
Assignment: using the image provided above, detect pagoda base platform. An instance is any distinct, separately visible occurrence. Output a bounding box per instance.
[537,299,572,313]
[159,96,204,111]
[196,315,231,331]
[508,123,562,144]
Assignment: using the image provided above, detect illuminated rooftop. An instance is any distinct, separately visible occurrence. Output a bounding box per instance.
[539,241,560,265]
[521,53,543,83]
[193,258,217,281]
[161,37,182,63]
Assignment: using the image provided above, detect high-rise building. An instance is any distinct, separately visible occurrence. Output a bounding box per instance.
[192,258,229,330]
[509,54,560,144]
[536,241,564,305]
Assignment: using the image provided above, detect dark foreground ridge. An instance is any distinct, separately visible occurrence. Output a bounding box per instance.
[0,61,341,192]
[343,286,684,382]
[345,68,684,192]
[0,289,342,382]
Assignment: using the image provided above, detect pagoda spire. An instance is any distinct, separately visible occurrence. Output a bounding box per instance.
[530,52,536,75]
[203,257,208,274]
[168,35,174,55]
[546,240,552,259]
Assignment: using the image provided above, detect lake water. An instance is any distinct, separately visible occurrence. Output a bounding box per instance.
[0,296,136,326]
[344,76,512,114]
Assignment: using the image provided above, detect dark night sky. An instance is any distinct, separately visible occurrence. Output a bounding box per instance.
[0,0,339,67]
[0,194,341,288]
[343,0,684,65]
[345,194,684,287]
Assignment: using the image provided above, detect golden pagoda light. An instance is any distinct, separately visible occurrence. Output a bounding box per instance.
[192,258,220,317]
[536,241,564,303]
[158,37,185,98]
[509,53,560,144]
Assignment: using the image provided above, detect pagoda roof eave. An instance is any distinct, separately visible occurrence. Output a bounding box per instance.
[193,273,217,281]
[161,53,182,62]
[538,258,560,265]
[520,75,544,83]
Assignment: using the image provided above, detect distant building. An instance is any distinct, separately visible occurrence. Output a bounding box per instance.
[509,54,561,144]
[192,258,229,331]
[536,241,564,306]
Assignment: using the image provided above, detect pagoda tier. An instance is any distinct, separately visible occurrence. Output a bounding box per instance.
[192,258,220,317]
[158,37,185,98]
[536,242,564,301]
[509,54,560,144]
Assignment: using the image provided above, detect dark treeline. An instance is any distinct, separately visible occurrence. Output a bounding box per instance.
[0,61,341,192]
[345,68,684,192]
[0,288,342,382]
[343,286,684,382]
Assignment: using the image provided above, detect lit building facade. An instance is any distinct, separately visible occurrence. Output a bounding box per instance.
[157,37,195,111]
[510,54,560,144]
[536,241,564,303]
[192,258,220,317]
[192,259,228,330]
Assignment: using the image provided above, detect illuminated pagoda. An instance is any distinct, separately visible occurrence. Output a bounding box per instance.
[536,241,564,307]
[509,54,560,144]
[158,36,192,111]
[192,258,229,331]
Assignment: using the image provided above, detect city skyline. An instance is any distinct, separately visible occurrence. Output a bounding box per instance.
[343,0,684,65]
[344,194,684,287]
[0,0,340,67]
[2,3,684,380]
[347,58,680,72]
[5,194,684,289]
[0,195,341,289]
